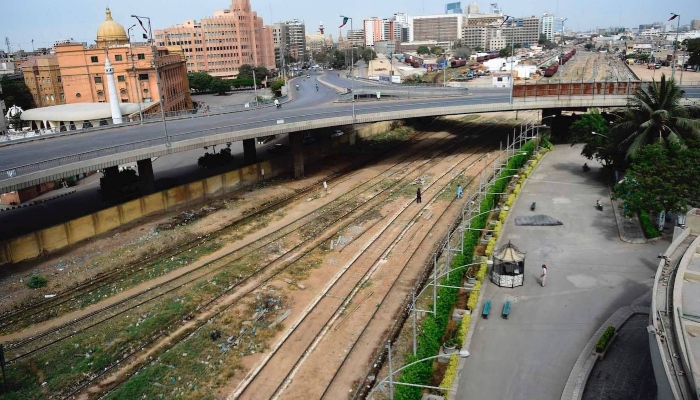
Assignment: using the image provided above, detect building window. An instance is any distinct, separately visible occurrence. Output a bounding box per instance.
[97,90,104,96]
[121,99,129,103]
[94,76,103,84]
[139,73,149,80]
[60,93,65,100]
[115,54,123,61]
[117,75,125,82]
[137,53,146,60]
[57,76,62,83]
[120,88,127,94]
[143,88,149,94]
[91,56,98,63]
[76,93,81,98]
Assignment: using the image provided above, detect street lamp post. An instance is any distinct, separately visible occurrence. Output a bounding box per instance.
[670,13,680,81]
[127,25,144,123]
[503,15,516,104]
[131,14,170,148]
[340,15,355,119]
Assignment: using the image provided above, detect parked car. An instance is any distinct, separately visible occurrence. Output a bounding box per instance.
[331,129,345,138]
[267,143,290,154]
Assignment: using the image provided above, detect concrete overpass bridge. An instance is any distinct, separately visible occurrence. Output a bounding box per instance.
[1,73,698,195]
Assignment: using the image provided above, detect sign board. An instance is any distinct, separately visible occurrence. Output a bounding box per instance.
[276,119,284,124]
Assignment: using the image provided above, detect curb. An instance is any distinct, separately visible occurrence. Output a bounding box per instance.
[316,75,346,94]
[0,189,76,211]
[609,190,647,244]
[559,304,651,400]
[448,149,550,399]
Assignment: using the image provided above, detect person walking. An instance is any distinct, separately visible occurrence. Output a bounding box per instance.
[416,187,422,204]
[457,185,463,199]
[540,264,547,287]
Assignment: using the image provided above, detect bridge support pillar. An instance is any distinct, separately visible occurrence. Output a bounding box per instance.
[290,132,304,179]
[137,158,156,194]
[243,139,257,164]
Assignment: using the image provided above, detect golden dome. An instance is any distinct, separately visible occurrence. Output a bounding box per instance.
[96,8,128,45]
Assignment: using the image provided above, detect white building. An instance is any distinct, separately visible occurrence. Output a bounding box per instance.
[466,2,480,14]
[541,13,555,41]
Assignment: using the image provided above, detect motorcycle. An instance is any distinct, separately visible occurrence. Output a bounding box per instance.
[596,199,603,211]
[295,85,299,90]
[275,103,281,109]
[583,163,590,172]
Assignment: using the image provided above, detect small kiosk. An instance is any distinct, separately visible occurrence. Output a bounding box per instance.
[491,241,526,288]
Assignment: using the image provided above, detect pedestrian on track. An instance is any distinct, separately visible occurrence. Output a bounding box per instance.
[416,187,422,204]
[541,264,547,287]
[457,185,463,199]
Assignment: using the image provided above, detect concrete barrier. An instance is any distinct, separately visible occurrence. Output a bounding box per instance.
[0,159,281,265]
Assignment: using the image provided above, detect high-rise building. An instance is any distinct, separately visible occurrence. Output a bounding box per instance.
[346,30,365,48]
[363,18,397,47]
[155,0,275,79]
[283,19,307,61]
[23,8,192,114]
[393,13,411,43]
[691,19,700,30]
[466,2,480,15]
[506,16,540,46]
[306,31,326,58]
[490,3,502,14]
[411,14,463,42]
[541,13,555,41]
[446,2,462,14]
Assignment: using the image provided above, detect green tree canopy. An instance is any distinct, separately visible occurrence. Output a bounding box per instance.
[568,109,626,167]
[453,47,471,59]
[612,74,700,157]
[430,46,444,56]
[208,78,231,95]
[361,48,377,63]
[499,47,512,58]
[473,46,484,52]
[686,38,700,67]
[614,143,700,214]
[1,75,35,110]
[416,45,430,55]
[237,64,255,80]
[584,43,594,51]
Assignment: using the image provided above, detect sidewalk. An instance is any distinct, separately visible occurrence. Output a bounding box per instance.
[610,195,647,244]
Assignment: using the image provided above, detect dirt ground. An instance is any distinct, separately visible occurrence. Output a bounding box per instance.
[629,63,700,84]
[538,51,636,82]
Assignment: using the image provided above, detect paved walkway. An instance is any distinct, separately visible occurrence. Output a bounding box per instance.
[453,144,669,400]
[582,313,657,400]
[610,196,647,244]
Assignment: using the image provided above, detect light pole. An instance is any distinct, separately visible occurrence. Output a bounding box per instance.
[503,15,515,104]
[670,13,680,81]
[127,24,144,123]
[131,14,170,148]
[340,15,355,119]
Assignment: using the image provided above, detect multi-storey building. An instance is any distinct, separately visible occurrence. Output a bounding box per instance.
[363,18,397,47]
[155,0,275,79]
[465,2,480,14]
[346,29,365,48]
[393,13,411,43]
[411,14,463,42]
[541,13,555,41]
[508,16,541,46]
[445,2,462,14]
[306,31,326,58]
[284,19,307,61]
[22,8,192,115]
[462,15,540,50]
[691,19,700,30]
[20,55,64,107]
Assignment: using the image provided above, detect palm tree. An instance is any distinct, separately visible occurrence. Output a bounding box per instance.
[613,74,700,157]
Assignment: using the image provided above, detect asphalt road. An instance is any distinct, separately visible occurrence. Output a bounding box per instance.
[0,78,509,171]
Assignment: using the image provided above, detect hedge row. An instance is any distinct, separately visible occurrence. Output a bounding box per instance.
[595,326,616,352]
[639,211,661,239]
[393,140,537,400]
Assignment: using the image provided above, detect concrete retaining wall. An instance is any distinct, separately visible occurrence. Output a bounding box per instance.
[0,159,281,266]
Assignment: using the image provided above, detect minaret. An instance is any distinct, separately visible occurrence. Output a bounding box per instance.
[104,56,123,124]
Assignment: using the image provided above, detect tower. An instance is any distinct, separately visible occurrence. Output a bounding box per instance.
[104,56,123,124]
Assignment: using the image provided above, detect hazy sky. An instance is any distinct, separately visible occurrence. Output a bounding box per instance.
[1,0,697,51]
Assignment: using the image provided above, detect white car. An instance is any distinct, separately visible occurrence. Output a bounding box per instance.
[331,129,344,137]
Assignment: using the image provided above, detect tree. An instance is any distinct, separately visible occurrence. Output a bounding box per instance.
[430,46,444,56]
[237,64,255,80]
[686,38,700,67]
[473,46,484,52]
[8,110,25,131]
[453,47,471,60]
[187,71,214,93]
[499,47,512,58]
[361,48,377,63]
[569,109,626,167]
[0,75,35,110]
[612,74,700,157]
[584,43,594,51]
[614,143,700,215]
[270,79,285,96]
[254,66,270,84]
[416,45,430,55]
[208,78,231,95]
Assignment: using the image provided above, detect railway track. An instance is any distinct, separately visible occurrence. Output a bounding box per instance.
[80,122,497,400]
[4,130,462,361]
[233,132,503,399]
[0,127,435,335]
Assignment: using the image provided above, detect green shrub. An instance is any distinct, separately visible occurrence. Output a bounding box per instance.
[639,211,661,239]
[27,275,48,289]
[595,326,616,352]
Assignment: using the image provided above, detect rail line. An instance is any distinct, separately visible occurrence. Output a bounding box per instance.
[80,122,492,400]
[0,127,432,334]
[233,131,501,399]
[4,130,461,359]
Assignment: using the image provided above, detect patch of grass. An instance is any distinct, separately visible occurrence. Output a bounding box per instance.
[286,249,325,281]
[26,276,47,289]
[461,115,480,122]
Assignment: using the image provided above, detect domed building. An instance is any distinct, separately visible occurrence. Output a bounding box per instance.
[96,8,130,48]
[19,7,192,131]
